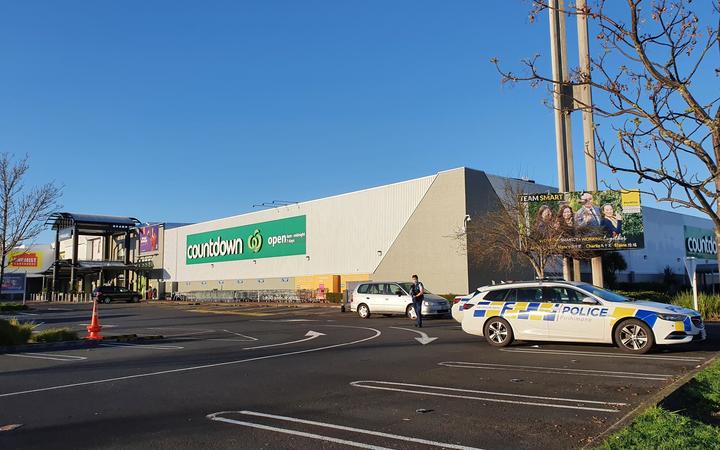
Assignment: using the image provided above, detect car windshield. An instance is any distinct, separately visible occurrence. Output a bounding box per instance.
[577,284,631,302]
[399,283,433,295]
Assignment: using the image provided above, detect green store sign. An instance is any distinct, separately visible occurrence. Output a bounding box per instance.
[185,215,306,265]
[684,226,717,260]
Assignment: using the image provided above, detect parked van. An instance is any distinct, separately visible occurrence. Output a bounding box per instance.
[350,282,450,319]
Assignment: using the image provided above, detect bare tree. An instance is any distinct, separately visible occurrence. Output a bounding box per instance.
[456,184,591,278]
[493,0,720,272]
[0,154,62,296]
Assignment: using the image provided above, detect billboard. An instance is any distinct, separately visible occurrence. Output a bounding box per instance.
[139,225,160,253]
[185,215,306,265]
[7,251,42,269]
[1,273,26,294]
[518,190,644,250]
[684,226,717,260]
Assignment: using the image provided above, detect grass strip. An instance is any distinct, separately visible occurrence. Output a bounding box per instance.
[595,360,720,449]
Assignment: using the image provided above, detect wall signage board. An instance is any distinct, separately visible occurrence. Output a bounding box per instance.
[185,215,306,265]
[684,226,717,260]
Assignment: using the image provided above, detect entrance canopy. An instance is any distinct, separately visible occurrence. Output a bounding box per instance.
[46,212,140,236]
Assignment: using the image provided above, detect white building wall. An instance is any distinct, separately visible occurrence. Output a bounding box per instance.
[620,207,715,280]
[163,175,436,283]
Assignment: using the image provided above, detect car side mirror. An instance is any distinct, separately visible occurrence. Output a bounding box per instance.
[581,297,598,305]
[396,291,403,296]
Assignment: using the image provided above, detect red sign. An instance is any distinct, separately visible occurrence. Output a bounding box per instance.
[10,253,39,267]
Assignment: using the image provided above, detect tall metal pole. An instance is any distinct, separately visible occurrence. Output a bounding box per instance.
[549,0,576,281]
[576,0,604,287]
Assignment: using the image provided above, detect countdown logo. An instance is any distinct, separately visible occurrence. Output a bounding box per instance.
[686,235,717,256]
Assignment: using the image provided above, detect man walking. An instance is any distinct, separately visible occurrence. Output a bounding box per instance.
[410,274,425,328]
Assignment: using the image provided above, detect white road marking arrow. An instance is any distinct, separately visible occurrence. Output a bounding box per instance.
[242,331,325,350]
[389,327,438,345]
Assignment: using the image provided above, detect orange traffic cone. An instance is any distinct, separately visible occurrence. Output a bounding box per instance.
[86,299,103,340]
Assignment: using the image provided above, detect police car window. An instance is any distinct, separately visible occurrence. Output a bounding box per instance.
[542,287,581,304]
[483,289,509,301]
[357,284,370,294]
[516,288,542,302]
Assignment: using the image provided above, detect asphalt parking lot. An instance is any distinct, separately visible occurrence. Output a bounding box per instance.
[1,302,717,449]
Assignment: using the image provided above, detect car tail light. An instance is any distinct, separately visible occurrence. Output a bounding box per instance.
[463,303,474,310]
[453,297,462,304]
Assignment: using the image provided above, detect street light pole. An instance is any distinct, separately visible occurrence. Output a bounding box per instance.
[576,0,604,287]
[548,0,576,281]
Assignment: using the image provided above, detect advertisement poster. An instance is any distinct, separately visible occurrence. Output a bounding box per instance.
[1,273,26,294]
[186,215,306,265]
[518,190,644,251]
[8,251,42,269]
[139,225,159,253]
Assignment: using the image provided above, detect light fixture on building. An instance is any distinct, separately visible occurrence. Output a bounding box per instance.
[306,255,310,261]
[643,255,648,260]
[253,259,257,264]
[463,214,471,232]
[377,250,382,257]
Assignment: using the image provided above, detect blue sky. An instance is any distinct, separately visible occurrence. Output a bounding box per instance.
[0,1,713,242]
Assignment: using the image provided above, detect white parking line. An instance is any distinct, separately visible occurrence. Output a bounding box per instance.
[438,361,673,381]
[6,353,87,362]
[99,342,184,350]
[207,410,483,450]
[242,331,324,350]
[499,348,705,362]
[350,381,626,413]
[222,330,258,341]
[0,325,381,398]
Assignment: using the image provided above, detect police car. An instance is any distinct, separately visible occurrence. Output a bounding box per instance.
[458,280,705,354]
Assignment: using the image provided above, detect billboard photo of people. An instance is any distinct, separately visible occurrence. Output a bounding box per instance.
[139,225,159,253]
[519,190,644,251]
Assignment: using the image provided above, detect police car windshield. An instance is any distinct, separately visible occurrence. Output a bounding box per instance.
[577,284,631,302]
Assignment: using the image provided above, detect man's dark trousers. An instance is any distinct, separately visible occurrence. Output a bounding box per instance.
[413,298,423,327]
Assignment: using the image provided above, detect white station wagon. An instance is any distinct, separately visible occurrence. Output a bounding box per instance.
[456,280,706,354]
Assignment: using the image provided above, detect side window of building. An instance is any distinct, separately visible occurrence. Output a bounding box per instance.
[483,289,510,302]
[357,284,370,294]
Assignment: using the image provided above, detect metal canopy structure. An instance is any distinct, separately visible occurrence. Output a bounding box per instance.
[47,212,142,294]
[47,212,140,236]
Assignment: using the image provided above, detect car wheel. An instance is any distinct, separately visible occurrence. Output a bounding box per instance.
[615,319,654,354]
[133,296,139,303]
[103,297,111,304]
[484,317,514,347]
[357,303,371,319]
[406,305,417,320]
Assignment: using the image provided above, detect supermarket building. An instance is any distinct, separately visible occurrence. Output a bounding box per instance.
[162,167,543,295]
[43,166,718,298]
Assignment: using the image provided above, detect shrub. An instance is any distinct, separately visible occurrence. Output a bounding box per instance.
[32,328,79,343]
[324,292,344,303]
[0,303,28,312]
[615,290,673,303]
[439,294,458,303]
[0,318,35,346]
[671,292,720,320]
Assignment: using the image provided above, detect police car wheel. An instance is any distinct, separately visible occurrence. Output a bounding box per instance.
[615,319,654,354]
[357,304,371,319]
[406,305,417,320]
[484,318,513,347]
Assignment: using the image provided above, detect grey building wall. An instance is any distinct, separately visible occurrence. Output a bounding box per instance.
[372,168,469,294]
[465,170,555,290]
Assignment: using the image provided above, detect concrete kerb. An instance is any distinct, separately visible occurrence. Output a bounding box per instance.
[582,350,720,449]
[0,334,165,354]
